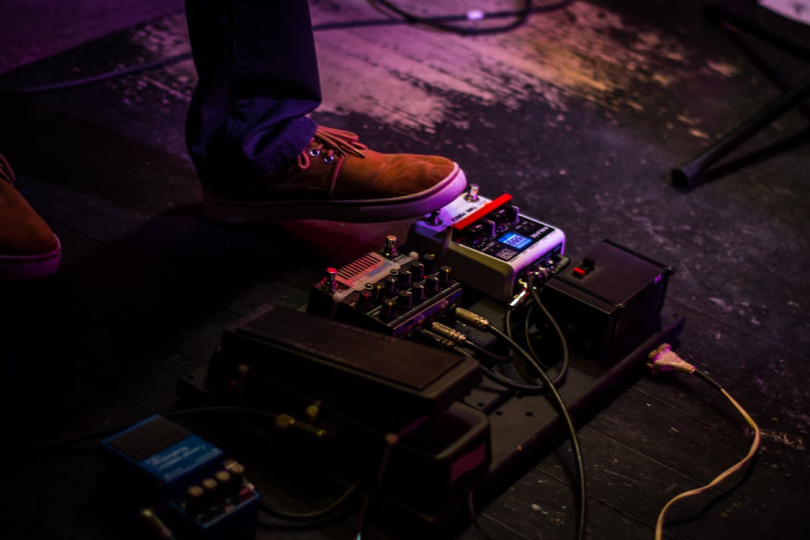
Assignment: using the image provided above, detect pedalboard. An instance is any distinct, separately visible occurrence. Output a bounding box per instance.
[307,235,463,336]
[100,415,260,540]
[409,185,567,300]
[175,187,687,537]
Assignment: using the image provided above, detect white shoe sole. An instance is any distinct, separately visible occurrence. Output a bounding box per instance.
[0,236,62,281]
[202,164,467,224]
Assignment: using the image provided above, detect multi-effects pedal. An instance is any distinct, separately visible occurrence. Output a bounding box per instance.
[408,185,567,300]
[307,235,463,336]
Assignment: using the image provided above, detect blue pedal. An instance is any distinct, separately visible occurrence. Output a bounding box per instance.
[101,415,260,539]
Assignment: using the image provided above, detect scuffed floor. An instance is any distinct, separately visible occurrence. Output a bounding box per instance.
[1,1,809,539]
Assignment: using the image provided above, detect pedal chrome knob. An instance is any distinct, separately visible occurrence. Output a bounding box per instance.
[383,235,397,258]
[322,267,338,292]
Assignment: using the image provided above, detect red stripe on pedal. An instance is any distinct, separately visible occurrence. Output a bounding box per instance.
[452,193,513,232]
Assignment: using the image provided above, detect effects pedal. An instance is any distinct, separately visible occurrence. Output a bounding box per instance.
[408,185,567,300]
[307,235,463,336]
[541,240,675,357]
[100,415,260,539]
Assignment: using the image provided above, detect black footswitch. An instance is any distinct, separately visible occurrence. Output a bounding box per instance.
[307,235,463,336]
[408,185,567,300]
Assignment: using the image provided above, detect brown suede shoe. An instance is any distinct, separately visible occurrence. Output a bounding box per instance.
[202,127,466,223]
[0,154,61,280]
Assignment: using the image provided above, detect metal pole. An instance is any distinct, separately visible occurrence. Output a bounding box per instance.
[671,79,810,188]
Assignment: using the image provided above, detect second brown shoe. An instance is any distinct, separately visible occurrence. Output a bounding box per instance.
[201,127,466,223]
[0,154,61,281]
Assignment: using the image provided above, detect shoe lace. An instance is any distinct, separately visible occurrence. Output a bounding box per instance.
[0,153,16,185]
[297,127,367,196]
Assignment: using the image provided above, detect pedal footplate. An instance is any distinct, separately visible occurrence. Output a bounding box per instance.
[219,305,481,415]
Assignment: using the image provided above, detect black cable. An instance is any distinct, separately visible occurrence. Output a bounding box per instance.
[523,304,547,366]
[0,53,193,95]
[373,0,534,36]
[694,370,723,392]
[486,325,586,540]
[417,327,541,392]
[356,433,398,540]
[0,1,574,95]
[467,490,497,540]
[170,405,367,526]
[476,355,548,394]
[3,406,286,461]
[415,327,452,350]
[165,405,279,422]
[259,481,360,522]
[505,307,515,340]
[462,339,512,364]
[526,273,570,385]
[1,423,132,461]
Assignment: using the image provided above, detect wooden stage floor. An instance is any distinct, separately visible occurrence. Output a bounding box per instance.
[1,1,808,539]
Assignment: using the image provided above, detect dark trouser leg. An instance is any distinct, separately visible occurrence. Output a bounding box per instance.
[185,0,321,182]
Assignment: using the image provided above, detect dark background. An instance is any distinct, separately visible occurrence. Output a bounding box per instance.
[1,1,808,539]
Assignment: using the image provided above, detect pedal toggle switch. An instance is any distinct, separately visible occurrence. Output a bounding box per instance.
[572,257,596,279]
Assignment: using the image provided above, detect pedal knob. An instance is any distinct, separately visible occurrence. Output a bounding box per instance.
[382,298,397,319]
[358,290,373,311]
[438,265,453,285]
[483,220,497,238]
[397,290,413,310]
[465,183,480,202]
[226,462,245,489]
[201,478,218,508]
[214,471,232,500]
[411,283,426,300]
[372,282,385,301]
[383,235,398,258]
[422,253,437,271]
[397,270,412,288]
[185,485,205,515]
[508,205,520,224]
[322,267,338,292]
[384,275,398,295]
[409,261,425,280]
[425,276,440,294]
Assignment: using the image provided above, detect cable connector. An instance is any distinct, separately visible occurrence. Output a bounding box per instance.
[647,343,696,375]
[454,307,491,329]
[509,279,531,309]
[430,322,467,344]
